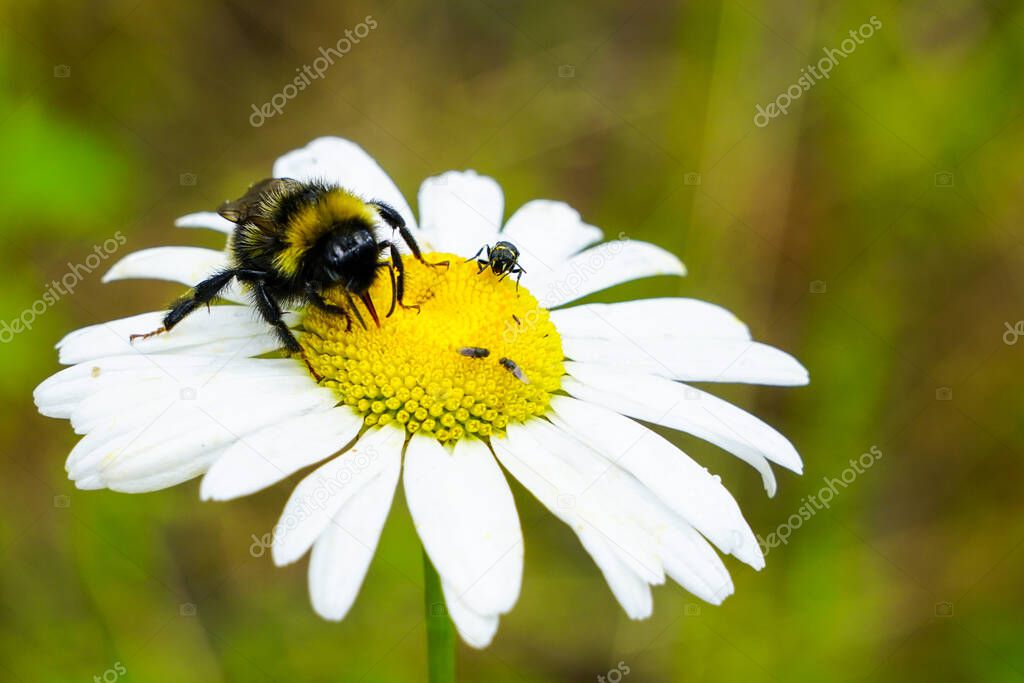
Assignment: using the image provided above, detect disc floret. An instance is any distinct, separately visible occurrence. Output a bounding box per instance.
[300,253,563,443]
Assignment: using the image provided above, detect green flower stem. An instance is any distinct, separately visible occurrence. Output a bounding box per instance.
[423,549,456,683]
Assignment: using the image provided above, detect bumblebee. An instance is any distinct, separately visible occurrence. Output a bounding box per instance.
[132,178,443,360]
[467,241,525,290]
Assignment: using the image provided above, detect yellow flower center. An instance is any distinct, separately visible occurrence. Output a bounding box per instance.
[300,253,564,443]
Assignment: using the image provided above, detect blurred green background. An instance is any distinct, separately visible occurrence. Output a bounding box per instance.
[2,0,1023,681]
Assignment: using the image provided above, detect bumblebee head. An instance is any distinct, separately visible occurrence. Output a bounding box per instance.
[314,222,380,292]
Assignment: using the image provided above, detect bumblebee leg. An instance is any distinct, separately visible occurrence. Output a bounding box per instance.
[129,327,166,343]
[250,279,302,354]
[303,357,323,382]
[404,225,448,269]
[308,290,354,332]
[381,262,398,318]
[464,246,485,263]
[372,200,449,269]
[374,245,399,318]
[131,269,236,342]
[382,240,420,312]
[369,200,406,232]
[251,284,321,380]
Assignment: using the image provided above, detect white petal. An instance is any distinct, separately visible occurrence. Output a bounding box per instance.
[272,427,404,566]
[70,376,226,437]
[36,356,301,419]
[104,445,229,493]
[566,362,802,475]
[417,171,503,255]
[492,424,663,615]
[552,298,751,342]
[563,363,803,495]
[156,333,285,359]
[308,450,401,621]
[442,580,500,648]
[404,437,523,616]
[549,395,763,568]
[175,211,235,234]
[513,420,666,584]
[72,376,337,491]
[64,363,326,467]
[66,371,322,469]
[74,474,104,490]
[499,200,602,276]
[55,307,298,365]
[103,246,226,284]
[34,358,164,420]
[660,524,735,604]
[510,420,742,603]
[576,528,653,620]
[102,247,246,304]
[532,241,686,308]
[35,362,125,420]
[272,137,418,230]
[562,338,809,386]
[201,407,364,501]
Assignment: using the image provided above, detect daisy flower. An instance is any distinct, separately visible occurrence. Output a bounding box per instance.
[34,137,808,648]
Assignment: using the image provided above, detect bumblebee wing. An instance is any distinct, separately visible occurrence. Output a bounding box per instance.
[218,177,304,226]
